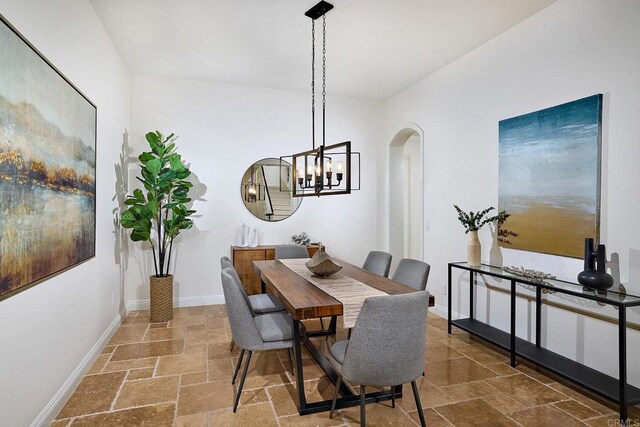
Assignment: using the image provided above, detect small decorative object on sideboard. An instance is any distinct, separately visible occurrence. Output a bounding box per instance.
[291,231,311,246]
[454,205,503,267]
[503,266,556,283]
[577,237,614,291]
[306,244,342,278]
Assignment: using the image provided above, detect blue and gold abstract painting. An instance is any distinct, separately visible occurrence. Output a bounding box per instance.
[0,15,96,300]
[498,95,602,258]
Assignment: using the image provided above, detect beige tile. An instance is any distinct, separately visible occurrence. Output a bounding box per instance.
[210,402,277,426]
[168,315,207,328]
[407,408,452,427]
[397,377,453,410]
[435,398,515,426]
[185,327,228,345]
[108,324,148,345]
[240,388,268,405]
[57,372,126,419]
[487,374,568,407]
[102,357,157,373]
[339,400,418,426]
[174,412,209,427]
[51,419,71,427]
[126,368,154,380]
[208,357,233,383]
[278,412,344,427]
[441,380,501,402]
[101,345,116,354]
[425,345,464,363]
[182,372,207,386]
[113,376,179,409]
[510,404,584,426]
[548,382,616,415]
[86,354,111,375]
[209,341,239,359]
[485,362,519,376]
[156,351,206,376]
[110,340,184,361]
[425,357,497,386]
[150,322,169,329]
[177,382,234,416]
[143,326,185,342]
[482,392,530,413]
[554,399,601,420]
[516,363,558,384]
[70,402,174,426]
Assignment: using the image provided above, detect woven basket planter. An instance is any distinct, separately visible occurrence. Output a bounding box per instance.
[150,275,174,322]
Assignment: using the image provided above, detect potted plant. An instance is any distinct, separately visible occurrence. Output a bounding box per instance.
[453,205,500,267]
[120,131,196,322]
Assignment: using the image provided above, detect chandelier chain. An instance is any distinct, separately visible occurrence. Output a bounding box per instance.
[311,20,315,149]
[322,14,326,147]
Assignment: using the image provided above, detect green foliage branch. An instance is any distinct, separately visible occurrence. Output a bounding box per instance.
[120,131,195,276]
[453,204,501,233]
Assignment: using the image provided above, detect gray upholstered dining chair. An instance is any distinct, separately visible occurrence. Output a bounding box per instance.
[221,268,303,412]
[362,251,393,277]
[220,257,286,352]
[328,291,430,426]
[274,244,309,259]
[219,257,285,315]
[391,258,431,291]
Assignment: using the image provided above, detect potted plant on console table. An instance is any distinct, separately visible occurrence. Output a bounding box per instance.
[453,205,504,267]
[120,131,196,322]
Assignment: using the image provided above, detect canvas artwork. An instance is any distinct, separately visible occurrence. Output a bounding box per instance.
[0,15,96,300]
[498,94,602,258]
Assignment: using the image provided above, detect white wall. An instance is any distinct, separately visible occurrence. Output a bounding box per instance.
[382,0,640,385]
[0,1,130,425]
[128,74,383,307]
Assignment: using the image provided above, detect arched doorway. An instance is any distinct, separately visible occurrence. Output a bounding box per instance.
[388,127,423,271]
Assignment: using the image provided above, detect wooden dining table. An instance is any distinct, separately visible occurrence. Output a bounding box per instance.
[253,258,435,416]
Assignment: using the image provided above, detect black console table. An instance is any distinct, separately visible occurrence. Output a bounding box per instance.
[447,262,640,423]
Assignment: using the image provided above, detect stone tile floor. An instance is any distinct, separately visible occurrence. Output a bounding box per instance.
[53,305,639,426]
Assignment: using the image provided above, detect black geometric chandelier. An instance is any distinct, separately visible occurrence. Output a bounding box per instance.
[281,0,360,198]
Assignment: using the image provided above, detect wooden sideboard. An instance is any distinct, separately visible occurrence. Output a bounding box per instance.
[231,245,320,295]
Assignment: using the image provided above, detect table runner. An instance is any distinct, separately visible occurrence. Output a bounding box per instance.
[279,258,387,328]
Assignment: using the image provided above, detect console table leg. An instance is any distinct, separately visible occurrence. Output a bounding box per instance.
[536,287,542,347]
[447,264,452,335]
[510,280,516,367]
[469,271,474,320]
[619,306,627,424]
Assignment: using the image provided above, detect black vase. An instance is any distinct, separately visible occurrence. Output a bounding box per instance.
[577,238,614,291]
[577,269,614,290]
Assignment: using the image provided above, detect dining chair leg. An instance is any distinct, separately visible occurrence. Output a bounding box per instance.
[411,380,426,427]
[233,350,253,413]
[330,374,342,419]
[347,328,352,339]
[229,340,235,352]
[231,349,245,385]
[287,348,294,375]
[391,385,396,408]
[360,385,366,427]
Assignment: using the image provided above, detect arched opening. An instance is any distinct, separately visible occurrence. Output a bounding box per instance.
[388,127,423,271]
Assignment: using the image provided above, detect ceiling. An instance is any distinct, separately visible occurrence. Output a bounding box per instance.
[91,0,555,100]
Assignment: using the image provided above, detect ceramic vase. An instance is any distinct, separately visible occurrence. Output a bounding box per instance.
[467,230,481,267]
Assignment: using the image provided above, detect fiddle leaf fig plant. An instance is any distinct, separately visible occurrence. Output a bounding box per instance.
[120,131,195,277]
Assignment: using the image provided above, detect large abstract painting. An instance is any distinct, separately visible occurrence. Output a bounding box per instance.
[498,94,602,258]
[0,15,96,300]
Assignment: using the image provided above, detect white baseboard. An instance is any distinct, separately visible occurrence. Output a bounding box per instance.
[126,294,225,311]
[31,307,127,427]
[430,303,463,321]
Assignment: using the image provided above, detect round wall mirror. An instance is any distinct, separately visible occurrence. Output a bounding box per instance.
[240,158,302,222]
